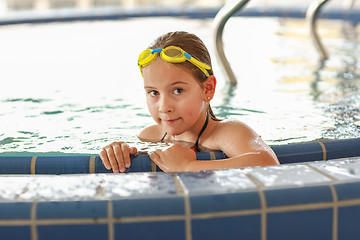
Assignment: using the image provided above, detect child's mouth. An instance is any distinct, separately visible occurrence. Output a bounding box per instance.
[162,118,180,125]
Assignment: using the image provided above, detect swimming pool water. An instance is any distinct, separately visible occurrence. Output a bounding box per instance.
[0,17,359,153]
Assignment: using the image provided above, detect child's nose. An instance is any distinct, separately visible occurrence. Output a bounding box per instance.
[159,96,173,113]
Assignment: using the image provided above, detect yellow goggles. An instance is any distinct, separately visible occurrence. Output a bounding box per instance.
[138,46,211,77]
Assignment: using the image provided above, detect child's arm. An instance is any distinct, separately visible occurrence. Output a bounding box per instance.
[99,142,138,173]
[150,121,279,172]
[149,143,277,172]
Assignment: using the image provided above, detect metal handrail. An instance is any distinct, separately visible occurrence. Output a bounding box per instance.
[306,0,330,61]
[345,0,356,8]
[213,0,250,85]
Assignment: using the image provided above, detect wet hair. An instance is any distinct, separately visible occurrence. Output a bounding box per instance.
[147,31,220,121]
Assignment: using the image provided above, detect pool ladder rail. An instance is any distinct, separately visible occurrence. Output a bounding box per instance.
[213,0,355,85]
[213,0,250,85]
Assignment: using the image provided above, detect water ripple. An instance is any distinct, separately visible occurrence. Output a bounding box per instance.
[3,98,51,103]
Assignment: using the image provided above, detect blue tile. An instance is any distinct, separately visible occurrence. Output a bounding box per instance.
[244,165,331,188]
[105,173,177,198]
[265,184,333,207]
[36,156,90,174]
[333,181,360,201]
[179,169,256,194]
[192,214,260,240]
[338,205,360,239]
[190,191,260,214]
[0,226,31,240]
[272,142,324,164]
[195,151,227,160]
[0,156,32,174]
[267,209,333,240]
[37,201,107,219]
[37,224,108,240]
[0,202,31,219]
[309,158,360,181]
[112,196,184,218]
[94,155,116,173]
[114,221,185,240]
[324,138,360,160]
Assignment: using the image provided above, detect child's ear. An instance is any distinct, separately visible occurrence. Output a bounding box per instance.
[203,75,216,101]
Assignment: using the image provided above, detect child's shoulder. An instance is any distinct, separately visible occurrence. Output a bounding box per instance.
[216,119,252,131]
[212,119,256,139]
[137,124,164,142]
[208,119,263,157]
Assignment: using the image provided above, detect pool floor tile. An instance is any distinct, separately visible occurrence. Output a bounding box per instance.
[0,202,31,219]
[267,208,333,240]
[189,191,260,214]
[112,196,184,217]
[338,205,360,239]
[0,226,31,240]
[37,224,108,240]
[264,184,333,207]
[37,200,108,219]
[333,181,360,201]
[114,221,185,240]
[192,214,261,240]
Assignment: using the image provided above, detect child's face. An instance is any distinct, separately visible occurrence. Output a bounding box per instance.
[142,58,207,136]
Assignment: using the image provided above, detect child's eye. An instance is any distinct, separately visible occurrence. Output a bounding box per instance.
[148,90,159,97]
[173,88,184,95]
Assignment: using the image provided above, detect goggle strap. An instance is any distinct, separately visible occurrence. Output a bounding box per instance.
[184,52,191,59]
[139,66,143,77]
[190,58,211,70]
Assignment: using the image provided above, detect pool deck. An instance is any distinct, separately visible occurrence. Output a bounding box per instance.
[1,156,360,239]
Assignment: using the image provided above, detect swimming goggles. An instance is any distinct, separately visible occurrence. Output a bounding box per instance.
[138,46,211,77]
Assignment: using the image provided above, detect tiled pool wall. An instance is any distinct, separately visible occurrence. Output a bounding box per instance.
[0,157,360,239]
[1,138,360,174]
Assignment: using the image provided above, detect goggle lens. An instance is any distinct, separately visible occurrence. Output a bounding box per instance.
[163,48,182,58]
[139,49,151,62]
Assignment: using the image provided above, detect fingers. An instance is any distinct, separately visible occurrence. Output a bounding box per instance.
[120,143,131,170]
[149,145,196,172]
[99,142,136,173]
[129,147,138,155]
[106,144,120,173]
[114,144,126,173]
[99,148,111,170]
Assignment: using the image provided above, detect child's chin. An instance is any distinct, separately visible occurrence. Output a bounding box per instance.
[164,129,184,137]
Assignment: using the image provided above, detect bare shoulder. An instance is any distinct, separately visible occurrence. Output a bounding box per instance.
[207,119,279,165]
[137,125,164,142]
[208,119,266,156]
[213,119,257,138]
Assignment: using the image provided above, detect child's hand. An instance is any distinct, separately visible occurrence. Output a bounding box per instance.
[149,144,197,172]
[99,142,137,173]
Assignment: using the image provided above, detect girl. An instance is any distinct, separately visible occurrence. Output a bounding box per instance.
[99,31,279,173]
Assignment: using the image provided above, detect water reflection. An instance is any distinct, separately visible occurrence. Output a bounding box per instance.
[310,21,360,140]
[310,60,325,101]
